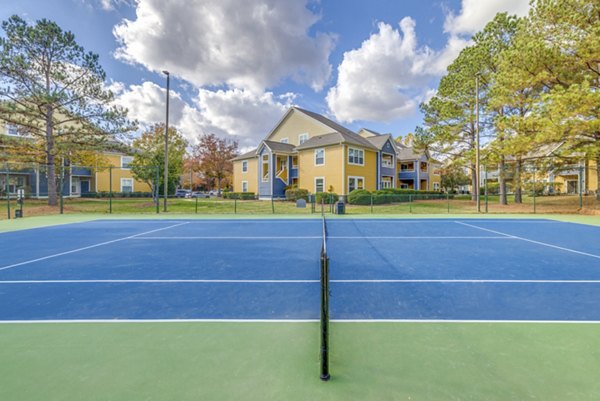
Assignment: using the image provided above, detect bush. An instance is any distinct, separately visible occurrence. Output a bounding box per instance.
[347,189,372,205]
[315,192,338,204]
[223,192,256,200]
[285,188,309,201]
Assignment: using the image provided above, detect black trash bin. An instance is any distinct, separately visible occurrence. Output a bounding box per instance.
[334,200,345,215]
[15,209,23,218]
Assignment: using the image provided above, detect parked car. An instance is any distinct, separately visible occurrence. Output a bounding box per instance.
[175,189,191,198]
[191,191,210,198]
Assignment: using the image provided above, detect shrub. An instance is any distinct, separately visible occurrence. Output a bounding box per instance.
[285,188,309,201]
[223,192,255,200]
[347,189,372,205]
[315,192,338,204]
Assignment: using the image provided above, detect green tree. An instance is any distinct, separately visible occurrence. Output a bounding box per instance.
[130,124,187,197]
[0,15,135,205]
[440,163,471,193]
[192,133,238,195]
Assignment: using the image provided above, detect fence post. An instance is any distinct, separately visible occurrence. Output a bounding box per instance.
[109,166,113,214]
[59,164,64,215]
[271,196,275,214]
[155,166,160,214]
[370,194,373,214]
[5,163,10,220]
[532,166,536,214]
[196,196,199,214]
[484,165,488,213]
[579,165,584,209]
[447,193,450,214]
[409,195,412,214]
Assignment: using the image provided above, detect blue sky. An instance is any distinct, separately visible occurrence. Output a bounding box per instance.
[1,0,529,150]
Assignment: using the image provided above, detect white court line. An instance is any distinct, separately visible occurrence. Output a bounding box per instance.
[131,236,321,240]
[455,221,600,260]
[0,222,190,272]
[0,318,599,324]
[2,279,600,284]
[130,235,513,240]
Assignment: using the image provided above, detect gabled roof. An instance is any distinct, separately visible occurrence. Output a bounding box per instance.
[232,148,258,161]
[365,133,394,150]
[358,128,383,138]
[396,143,424,161]
[261,140,296,154]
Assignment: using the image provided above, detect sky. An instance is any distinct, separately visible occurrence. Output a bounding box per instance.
[0,0,530,151]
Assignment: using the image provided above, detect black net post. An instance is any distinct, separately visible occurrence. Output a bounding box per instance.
[59,164,64,215]
[5,163,11,220]
[320,217,330,381]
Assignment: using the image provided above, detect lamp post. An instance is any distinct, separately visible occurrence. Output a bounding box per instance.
[475,72,481,213]
[162,70,170,212]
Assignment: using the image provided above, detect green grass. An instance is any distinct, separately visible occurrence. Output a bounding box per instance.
[1,322,599,401]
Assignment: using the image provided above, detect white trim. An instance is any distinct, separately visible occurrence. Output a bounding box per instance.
[348,147,365,166]
[0,279,320,284]
[241,160,248,173]
[314,176,325,193]
[314,148,325,166]
[0,222,190,272]
[120,177,134,193]
[131,235,512,240]
[241,180,248,193]
[280,137,289,144]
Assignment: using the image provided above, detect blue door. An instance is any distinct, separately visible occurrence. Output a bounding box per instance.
[80,180,90,194]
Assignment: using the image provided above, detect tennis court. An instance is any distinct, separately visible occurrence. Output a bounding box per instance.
[1,218,599,321]
[1,217,600,400]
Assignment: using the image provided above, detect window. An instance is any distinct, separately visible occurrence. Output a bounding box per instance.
[262,154,269,182]
[400,183,409,189]
[420,161,428,172]
[433,182,440,191]
[298,133,309,145]
[292,156,298,169]
[121,156,133,169]
[280,138,289,144]
[381,178,392,189]
[348,176,364,193]
[400,162,414,171]
[242,160,248,173]
[242,181,248,192]
[348,148,364,165]
[381,154,394,168]
[120,178,133,193]
[315,148,325,166]
[315,177,325,193]
[6,124,18,136]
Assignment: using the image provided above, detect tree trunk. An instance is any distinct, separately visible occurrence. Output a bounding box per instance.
[514,159,522,204]
[498,157,507,205]
[45,105,58,206]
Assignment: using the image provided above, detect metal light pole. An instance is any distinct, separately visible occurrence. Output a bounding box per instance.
[162,70,170,212]
[475,73,481,213]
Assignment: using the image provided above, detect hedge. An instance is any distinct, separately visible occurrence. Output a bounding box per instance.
[81,191,153,198]
[222,192,256,200]
[347,189,447,205]
[285,188,309,201]
[315,192,339,204]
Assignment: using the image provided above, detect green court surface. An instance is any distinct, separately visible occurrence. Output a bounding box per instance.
[1,322,599,401]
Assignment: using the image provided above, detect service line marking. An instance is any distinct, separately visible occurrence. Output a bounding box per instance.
[0,222,190,272]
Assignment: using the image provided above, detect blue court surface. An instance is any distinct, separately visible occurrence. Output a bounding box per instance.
[1,218,599,322]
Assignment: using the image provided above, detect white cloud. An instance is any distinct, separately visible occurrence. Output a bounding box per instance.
[444,0,530,35]
[326,18,452,123]
[114,81,293,148]
[113,0,335,93]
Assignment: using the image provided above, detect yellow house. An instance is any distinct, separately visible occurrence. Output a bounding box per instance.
[232,107,442,199]
[94,151,153,194]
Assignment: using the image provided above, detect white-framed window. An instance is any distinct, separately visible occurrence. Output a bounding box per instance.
[242,181,248,192]
[381,153,394,168]
[400,183,409,189]
[6,124,18,136]
[120,178,134,193]
[315,177,325,193]
[348,148,364,165]
[400,162,414,171]
[433,182,440,191]
[381,178,392,189]
[242,160,248,173]
[298,133,309,145]
[292,156,298,169]
[280,138,289,144]
[314,148,325,166]
[261,154,269,182]
[121,156,133,169]
[348,176,364,193]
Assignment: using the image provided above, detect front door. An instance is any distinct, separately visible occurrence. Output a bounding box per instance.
[80,180,90,194]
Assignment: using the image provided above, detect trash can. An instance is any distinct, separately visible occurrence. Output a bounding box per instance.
[334,200,345,215]
[15,209,23,218]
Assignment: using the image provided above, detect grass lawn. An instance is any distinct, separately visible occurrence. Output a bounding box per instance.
[1,322,599,401]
